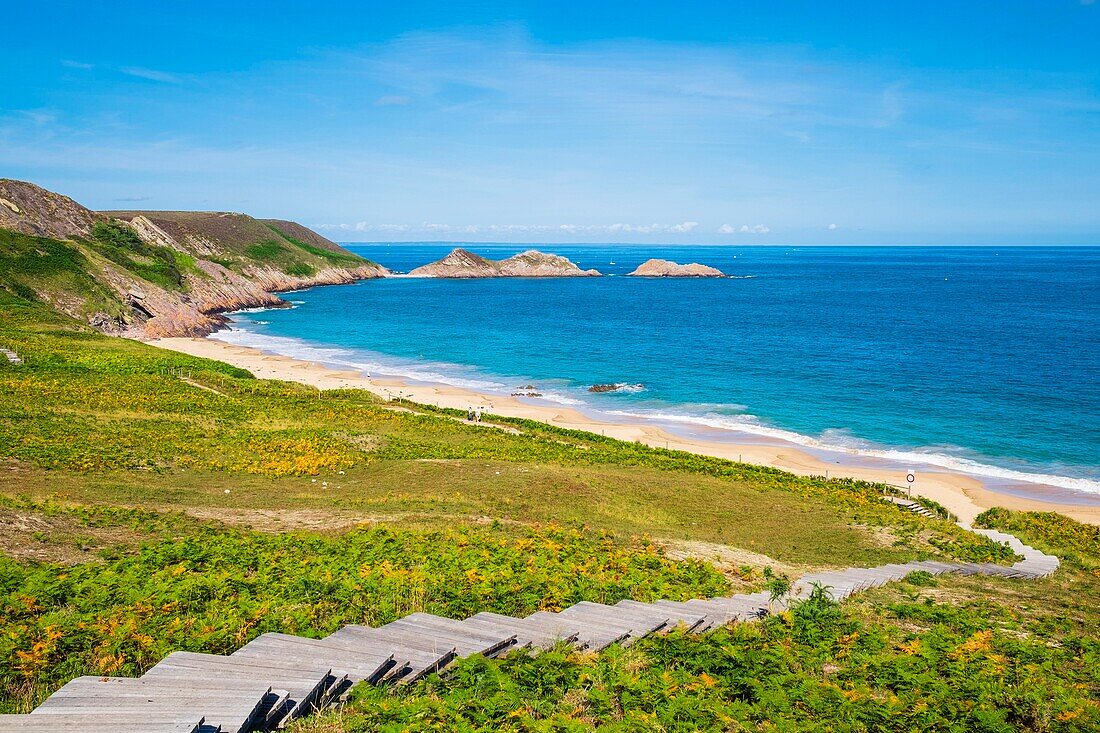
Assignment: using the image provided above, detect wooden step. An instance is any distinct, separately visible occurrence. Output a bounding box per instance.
[35,676,273,733]
[232,632,394,686]
[465,612,580,649]
[613,600,707,632]
[381,613,517,657]
[523,611,629,651]
[0,713,203,733]
[325,626,457,683]
[142,651,340,725]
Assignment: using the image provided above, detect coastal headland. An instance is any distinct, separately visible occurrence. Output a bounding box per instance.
[3,178,1095,525]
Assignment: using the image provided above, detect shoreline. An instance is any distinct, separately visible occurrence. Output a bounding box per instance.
[148,335,1100,527]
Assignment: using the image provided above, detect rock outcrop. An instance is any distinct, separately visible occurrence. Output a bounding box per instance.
[407,248,499,278]
[627,259,724,277]
[0,179,101,239]
[408,248,600,278]
[0,179,390,339]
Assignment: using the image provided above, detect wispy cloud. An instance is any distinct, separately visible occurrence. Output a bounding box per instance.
[120,66,185,84]
[4,25,1098,243]
[375,95,411,106]
[113,196,151,202]
[16,109,56,126]
[61,60,94,70]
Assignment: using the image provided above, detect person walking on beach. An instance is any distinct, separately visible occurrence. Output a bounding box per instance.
[475,409,482,423]
[467,407,473,421]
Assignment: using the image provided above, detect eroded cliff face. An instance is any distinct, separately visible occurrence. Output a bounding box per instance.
[103,213,390,338]
[627,259,725,277]
[407,248,601,278]
[0,179,390,338]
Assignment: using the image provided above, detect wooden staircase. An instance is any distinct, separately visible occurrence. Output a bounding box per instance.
[1,527,1059,732]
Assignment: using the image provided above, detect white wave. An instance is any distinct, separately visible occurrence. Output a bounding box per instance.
[590,383,646,394]
[209,328,508,392]
[606,408,1100,494]
[210,324,1098,496]
[532,392,586,406]
[250,320,270,325]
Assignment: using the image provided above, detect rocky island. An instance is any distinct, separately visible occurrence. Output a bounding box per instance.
[627,258,724,277]
[0,179,389,338]
[407,248,601,278]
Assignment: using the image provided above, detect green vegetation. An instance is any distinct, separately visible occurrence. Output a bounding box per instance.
[0,501,725,711]
[86,221,188,291]
[0,229,128,320]
[297,567,1099,732]
[285,262,318,277]
[977,508,1100,572]
[1,290,1096,729]
[266,223,366,266]
[292,513,1100,732]
[245,240,286,260]
[0,298,1009,567]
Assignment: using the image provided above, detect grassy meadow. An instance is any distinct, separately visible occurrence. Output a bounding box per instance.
[0,292,1097,728]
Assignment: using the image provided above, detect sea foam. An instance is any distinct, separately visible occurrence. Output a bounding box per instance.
[606,408,1100,495]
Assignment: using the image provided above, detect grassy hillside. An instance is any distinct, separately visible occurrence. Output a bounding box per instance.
[295,511,1100,732]
[105,210,373,277]
[0,180,383,337]
[0,227,131,323]
[1,297,1096,727]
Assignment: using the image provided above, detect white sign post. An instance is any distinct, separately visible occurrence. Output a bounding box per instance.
[906,471,916,498]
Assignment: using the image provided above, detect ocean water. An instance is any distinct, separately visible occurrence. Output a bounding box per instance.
[215,245,1100,498]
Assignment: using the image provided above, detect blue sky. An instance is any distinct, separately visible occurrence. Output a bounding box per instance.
[2,1,1098,244]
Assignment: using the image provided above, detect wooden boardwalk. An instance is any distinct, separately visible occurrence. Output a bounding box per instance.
[0,348,21,365]
[5,516,1059,732]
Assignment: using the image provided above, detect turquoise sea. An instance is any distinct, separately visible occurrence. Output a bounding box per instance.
[215,245,1100,500]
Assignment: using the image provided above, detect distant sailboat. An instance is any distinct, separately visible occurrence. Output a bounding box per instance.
[609,260,616,265]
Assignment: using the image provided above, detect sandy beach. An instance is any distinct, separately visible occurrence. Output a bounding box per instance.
[150,336,1100,527]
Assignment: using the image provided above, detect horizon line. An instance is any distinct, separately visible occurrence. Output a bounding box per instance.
[338,241,1100,248]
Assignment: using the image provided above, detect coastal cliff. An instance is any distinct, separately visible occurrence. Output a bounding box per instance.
[408,248,601,278]
[628,258,724,277]
[0,179,388,338]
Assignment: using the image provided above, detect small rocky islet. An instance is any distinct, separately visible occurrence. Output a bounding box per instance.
[406,248,601,278]
[627,258,725,277]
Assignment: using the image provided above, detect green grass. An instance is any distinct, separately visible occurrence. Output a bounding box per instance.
[265,223,366,266]
[977,508,1100,571]
[0,230,128,320]
[2,301,1094,729]
[0,300,1010,568]
[86,221,187,291]
[292,512,1100,732]
[0,501,728,711]
[244,240,286,260]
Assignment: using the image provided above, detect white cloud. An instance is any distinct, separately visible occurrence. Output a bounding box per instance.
[739,224,770,234]
[120,67,185,84]
[61,60,94,70]
[18,109,56,126]
[717,224,736,234]
[375,95,412,106]
[320,221,706,235]
[827,223,838,230]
